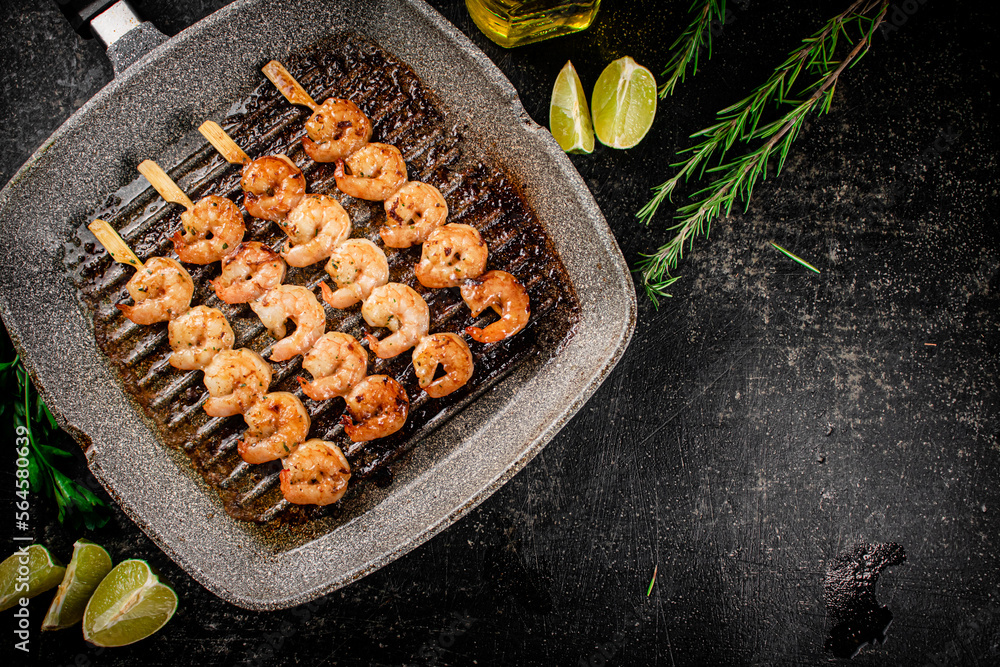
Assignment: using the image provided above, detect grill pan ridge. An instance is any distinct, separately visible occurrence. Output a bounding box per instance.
[68,33,580,526]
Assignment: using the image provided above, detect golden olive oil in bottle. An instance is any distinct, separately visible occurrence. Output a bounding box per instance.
[466,0,602,48]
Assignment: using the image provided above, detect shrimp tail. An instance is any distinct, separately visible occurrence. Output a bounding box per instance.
[297,376,321,402]
[116,303,133,318]
[465,302,487,318]
[340,414,360,440]
[461,279,488,317]
[169,229,186,250]
[334,159,346,179]
[465,325,491,343]
[319,281,337,308]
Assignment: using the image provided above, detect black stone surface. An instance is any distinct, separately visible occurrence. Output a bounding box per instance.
[2,0,998,665]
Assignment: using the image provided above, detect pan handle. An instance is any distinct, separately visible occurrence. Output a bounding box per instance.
[57,0,167,76]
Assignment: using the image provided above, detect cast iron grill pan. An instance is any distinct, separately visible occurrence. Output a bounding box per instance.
[65,32,580,525]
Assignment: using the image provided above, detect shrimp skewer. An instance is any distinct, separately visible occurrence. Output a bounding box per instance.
[87,220,195,325]
[262,61,372,163]
[199,121,355,268]
[91,219,363,502]
[199,121,305,223]
[138,160,245,264]
[118,256,194,325]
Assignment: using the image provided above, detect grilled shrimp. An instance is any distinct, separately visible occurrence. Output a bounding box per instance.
[249,285,326,362]
[319,239,389,309]
[302,98,372,163]
[381,181,448,248]
[280,439,352,506]
[167,305,235,370]
[238,391,311,464]
[118,257,194,325]
[241,155,305,222]
[203,348,272,417]
[361,283,429,359]
[171,195,245,264]
[298,332,368,401]
[334,143,407,201]
[461,270,530,343]
[341,375,408,442]
[411,333,474,398]
[414,223,488,288]
[211,241,286,304]
[280,194,352,267]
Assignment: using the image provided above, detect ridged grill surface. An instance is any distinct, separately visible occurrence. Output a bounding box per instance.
[67,33,579,524]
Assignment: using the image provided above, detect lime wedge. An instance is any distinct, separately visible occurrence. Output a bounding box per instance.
[0,544,65,612]
[82,560,178,647]
[42,539,113,631]
[549,60,595,154]
[591,56,658,149]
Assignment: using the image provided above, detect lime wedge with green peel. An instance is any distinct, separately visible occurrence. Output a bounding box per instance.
[550,60,595,154]
[591,56,658,149]
[82,559,178,647]
[0,544,65,612]
[42,539,113,631]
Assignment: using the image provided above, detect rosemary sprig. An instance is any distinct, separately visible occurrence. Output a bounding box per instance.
[659,0,727,98]
[638,0,889,305]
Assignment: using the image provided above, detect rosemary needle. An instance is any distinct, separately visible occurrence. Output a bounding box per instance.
[647,565,658,596]
[770,242,820,273]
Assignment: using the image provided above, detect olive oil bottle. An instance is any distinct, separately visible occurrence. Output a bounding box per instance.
[466,0,602,48]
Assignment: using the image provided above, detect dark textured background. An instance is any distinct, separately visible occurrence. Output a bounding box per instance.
[2,0,998,665]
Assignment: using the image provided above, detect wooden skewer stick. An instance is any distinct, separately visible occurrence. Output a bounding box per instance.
[88,219,144,269]
[137,160,194,210]
[262,60,317,111]
[199,121,250,165]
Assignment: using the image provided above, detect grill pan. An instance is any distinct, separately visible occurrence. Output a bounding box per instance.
[0,0,635,609]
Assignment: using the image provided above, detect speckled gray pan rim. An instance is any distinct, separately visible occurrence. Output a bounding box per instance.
[0,0,636,610]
